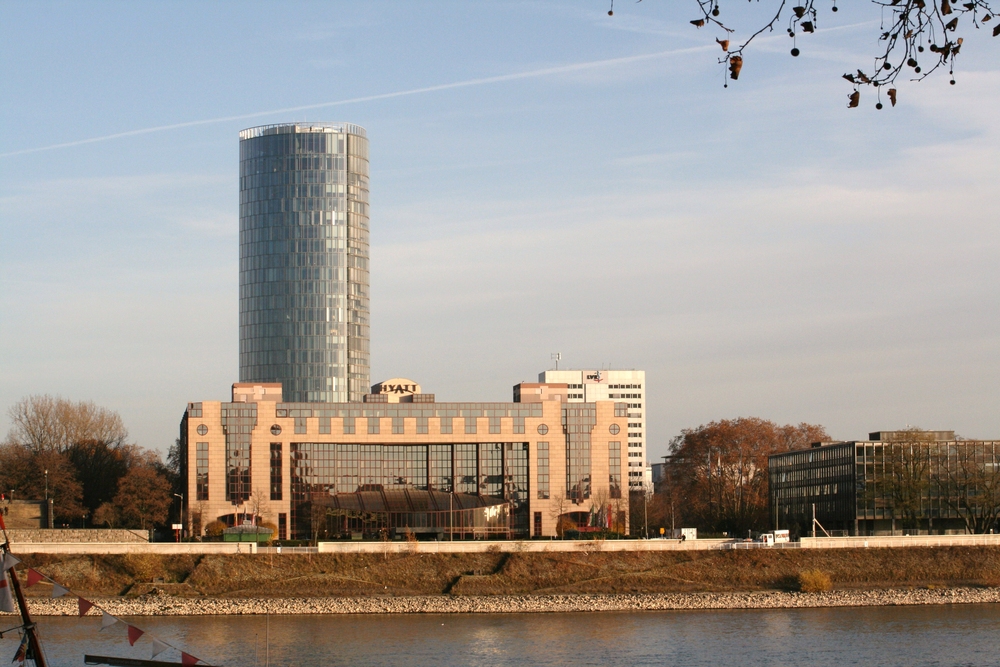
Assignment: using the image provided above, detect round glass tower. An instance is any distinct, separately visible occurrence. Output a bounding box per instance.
[238,123,370,403]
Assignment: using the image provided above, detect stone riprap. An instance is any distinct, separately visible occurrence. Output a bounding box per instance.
[7,588,1000,616]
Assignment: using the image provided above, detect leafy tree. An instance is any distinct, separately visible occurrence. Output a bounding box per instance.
[0,444,84,523]
[610,1,997,105]
[665,417,828,535]
[64,439,140,516]
[112,466,172,530]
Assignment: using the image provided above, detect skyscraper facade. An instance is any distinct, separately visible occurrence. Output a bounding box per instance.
[239,123,370,403]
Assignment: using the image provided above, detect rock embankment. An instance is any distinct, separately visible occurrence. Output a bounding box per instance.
[13,588,1000,616]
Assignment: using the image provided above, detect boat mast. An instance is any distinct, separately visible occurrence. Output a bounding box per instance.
[1,523,48,667]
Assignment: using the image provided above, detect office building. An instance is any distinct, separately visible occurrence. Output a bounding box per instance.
[538,369,648,491]
[180,381,629,540]
[769,430,1000,536]
[239,122,370,403]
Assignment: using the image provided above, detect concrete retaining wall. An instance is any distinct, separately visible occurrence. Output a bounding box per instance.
[6,529,149,543]
[317,539,732,554]
[800,534,1000,548]
[9,542,257,555]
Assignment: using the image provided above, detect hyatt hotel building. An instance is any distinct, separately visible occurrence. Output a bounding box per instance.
[180,381,629,540]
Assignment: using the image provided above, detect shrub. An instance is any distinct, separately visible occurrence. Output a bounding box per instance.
[204,520,226,538]
[257,521,278,542]
[797,569,832,592]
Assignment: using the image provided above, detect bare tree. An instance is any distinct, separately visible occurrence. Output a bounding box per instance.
[6,395,129,453]
[608,1,997,105]
[936,443,1000,533]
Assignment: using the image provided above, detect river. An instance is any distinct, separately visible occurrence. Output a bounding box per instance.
[14,603,1000,666]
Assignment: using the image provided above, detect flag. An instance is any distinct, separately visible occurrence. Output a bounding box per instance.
[127,625,144,646]
[1,553,19,572]
[12,633,28,664]
[51,584,69,598]
[0,572,15,614]
[100,611,119,631]
[151,640,169,659]
[181,652,199,666]
[78,597,93,617]
[25,569,43,587]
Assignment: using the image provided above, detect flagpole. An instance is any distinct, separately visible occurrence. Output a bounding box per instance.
[1,516,48,667]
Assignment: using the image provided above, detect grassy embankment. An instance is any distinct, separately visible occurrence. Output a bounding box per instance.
[16,547,1000,598]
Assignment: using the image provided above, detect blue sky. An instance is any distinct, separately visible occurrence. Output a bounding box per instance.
[2,1,998,459]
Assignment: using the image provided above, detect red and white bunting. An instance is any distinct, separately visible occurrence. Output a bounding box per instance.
[100,611,119,631]
[127,625,145,646]
[0,571,15,613]
[181,651,200,666]
[26,568,44,587]
[51,583,69,598]
[151,639,169,659]
[78,597,94,617]
[1,552,19,572]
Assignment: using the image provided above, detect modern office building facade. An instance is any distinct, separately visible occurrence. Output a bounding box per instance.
[538,369,648,491]
[769,430,1000,536]
[239,123,370,403]
[180,381,629,540]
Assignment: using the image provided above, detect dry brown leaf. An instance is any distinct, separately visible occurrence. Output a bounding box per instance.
[729,55,743,80]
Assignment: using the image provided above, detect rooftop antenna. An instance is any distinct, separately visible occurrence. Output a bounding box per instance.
[551,352,561,370]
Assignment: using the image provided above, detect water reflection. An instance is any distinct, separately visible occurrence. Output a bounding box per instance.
[10,603,1000,667]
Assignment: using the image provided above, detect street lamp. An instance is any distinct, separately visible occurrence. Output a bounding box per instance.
[174,493,185,539]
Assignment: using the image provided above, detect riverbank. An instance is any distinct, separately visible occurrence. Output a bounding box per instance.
[12,588,1000,616]
[9,547,1000,599]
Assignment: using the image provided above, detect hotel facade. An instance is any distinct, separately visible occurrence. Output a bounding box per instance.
[538,369,648,491]
[180,381,629,540]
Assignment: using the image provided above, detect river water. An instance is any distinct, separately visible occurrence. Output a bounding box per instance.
[12,604,1000,667]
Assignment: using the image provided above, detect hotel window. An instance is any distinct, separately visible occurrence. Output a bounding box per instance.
[609,441,622,499]
[270,443,283,500]
[513,417,525,434]
[429,444,452,492]
[465,417,477,435]
[439,416,453,434]
[343,417,355,434]
[536,441,550,499]
[368,417,380,434]
[319,417,331,434]
[489,417,501,434]
[455,444,478,494]
[196,442,209,500]
[417,417,429,434]
[392,417,405,434]
[295,417,307,434]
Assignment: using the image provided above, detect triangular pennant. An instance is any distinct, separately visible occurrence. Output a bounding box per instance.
[52,584,69,598]
[151,640,169,659]
[26,569,44,587]
[101,611,119,631]
[127,625,144,647]
[181,652,199,666]
[13,633,28,662]
[2,552,20,572]
[0,572,15,613]
[78,597,94,617]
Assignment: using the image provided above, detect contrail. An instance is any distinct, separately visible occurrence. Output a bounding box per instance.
[0,45,711,158]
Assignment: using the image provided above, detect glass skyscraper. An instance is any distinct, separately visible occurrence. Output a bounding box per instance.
[239,123,370,403]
